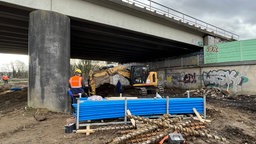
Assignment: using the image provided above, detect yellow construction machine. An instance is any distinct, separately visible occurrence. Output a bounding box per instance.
[88,65,164,96]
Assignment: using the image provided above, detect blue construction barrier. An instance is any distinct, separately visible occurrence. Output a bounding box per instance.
[72,97,204,122]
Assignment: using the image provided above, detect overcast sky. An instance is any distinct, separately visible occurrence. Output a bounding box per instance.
[139,0,256,40]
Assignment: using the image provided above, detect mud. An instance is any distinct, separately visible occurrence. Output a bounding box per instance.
[222,126,256,144]
[208,95,256,112]
[0,86,27,114]
[0,85,255,144]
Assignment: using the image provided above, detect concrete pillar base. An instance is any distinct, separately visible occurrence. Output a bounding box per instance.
[28,10,70,112]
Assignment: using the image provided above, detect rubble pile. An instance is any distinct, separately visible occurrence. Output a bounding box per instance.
[186,87,231,98]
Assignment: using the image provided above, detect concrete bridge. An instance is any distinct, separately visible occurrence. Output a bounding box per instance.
[0,0,238,112]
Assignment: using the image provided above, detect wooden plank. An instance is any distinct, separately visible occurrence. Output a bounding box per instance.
[126,109,136,127]
[76,128,95,135]
[105,97,138,100]
[193,117,211,123]
[86,125,90,136]
[193,108,204,123]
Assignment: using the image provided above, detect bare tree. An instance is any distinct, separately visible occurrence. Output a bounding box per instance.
[70,59,102,79]
[10,60,28,78]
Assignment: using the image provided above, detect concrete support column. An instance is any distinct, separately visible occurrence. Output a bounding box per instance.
[203,35,222,46]
[28,10,70,112]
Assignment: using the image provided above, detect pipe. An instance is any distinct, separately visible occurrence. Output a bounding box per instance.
[109,125,158,144]
[96,125,134,131]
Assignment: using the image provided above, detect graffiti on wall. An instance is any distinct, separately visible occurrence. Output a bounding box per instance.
[157,72,165,85]
[183,73,196,83]
[203,70,248,91]
[166,72,197,86]
[206,45,219,53]
[166,75,172,83]
[166,73,181,86]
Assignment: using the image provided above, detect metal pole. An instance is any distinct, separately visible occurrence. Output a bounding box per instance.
[166,96,169,114]
[76,99,80,130]
[181,57,183,67]
[124,98,128,124]
[149,0,151,11]
[187,90,190,98]
[197,54,200,66]
[203,95,206,119]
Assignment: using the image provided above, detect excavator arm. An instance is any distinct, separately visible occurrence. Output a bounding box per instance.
[88,65,130,95]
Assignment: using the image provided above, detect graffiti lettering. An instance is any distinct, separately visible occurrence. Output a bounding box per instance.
[206,45,218,52]
[183,73,196,83]
[203,70,248,91]
[165,72,183,87]
[166,75,172,83]
[166,72,197,85]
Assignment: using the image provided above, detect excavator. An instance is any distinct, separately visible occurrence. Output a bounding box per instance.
[88,65,164,96]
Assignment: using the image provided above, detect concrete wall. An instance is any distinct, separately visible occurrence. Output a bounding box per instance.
[145,49,256,95]
[201,66,253,94]
[155,65,256,95]
[148,55,200,69]
[125,50,256,95]
[146,51,204,71]
[157,68,201,90]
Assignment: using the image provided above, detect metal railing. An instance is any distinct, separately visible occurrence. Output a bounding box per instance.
[121,0,239,40]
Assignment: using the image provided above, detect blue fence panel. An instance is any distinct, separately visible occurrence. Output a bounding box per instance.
[72,98,204,122]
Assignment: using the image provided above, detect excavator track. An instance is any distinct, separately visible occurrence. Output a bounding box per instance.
[138,87,147,96]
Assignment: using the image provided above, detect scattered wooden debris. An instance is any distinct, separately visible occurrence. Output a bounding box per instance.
[193,117,211,123]
[76,126,95,135]
[126,110,136,127]
[185,87,231,98]
[75,123,135,136]
[193,108,204,123]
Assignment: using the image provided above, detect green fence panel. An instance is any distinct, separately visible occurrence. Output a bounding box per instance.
[204,39,256,64]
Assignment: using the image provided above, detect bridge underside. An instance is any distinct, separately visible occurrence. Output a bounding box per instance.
[0,2,201,63]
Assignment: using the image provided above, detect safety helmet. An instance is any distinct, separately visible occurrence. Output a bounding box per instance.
[75,69,82,74]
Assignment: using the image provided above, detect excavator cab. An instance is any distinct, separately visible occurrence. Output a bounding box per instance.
[130,66,158,86]
[130,66,163,95]
[130,66,148,84]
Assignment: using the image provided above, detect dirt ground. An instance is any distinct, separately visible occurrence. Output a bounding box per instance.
[0,83,255,144]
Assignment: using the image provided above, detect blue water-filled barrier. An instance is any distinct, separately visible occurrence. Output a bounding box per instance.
[73,98,204,122]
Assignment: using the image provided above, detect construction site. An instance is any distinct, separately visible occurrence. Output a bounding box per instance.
[1,0,256,144]
[0,78,255,144]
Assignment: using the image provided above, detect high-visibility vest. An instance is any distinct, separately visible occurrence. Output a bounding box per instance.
[69,76,82,88]
[2,75,8,81]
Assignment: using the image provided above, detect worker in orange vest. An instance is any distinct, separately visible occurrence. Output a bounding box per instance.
[69,69,86,103]
[1,75,9,84]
